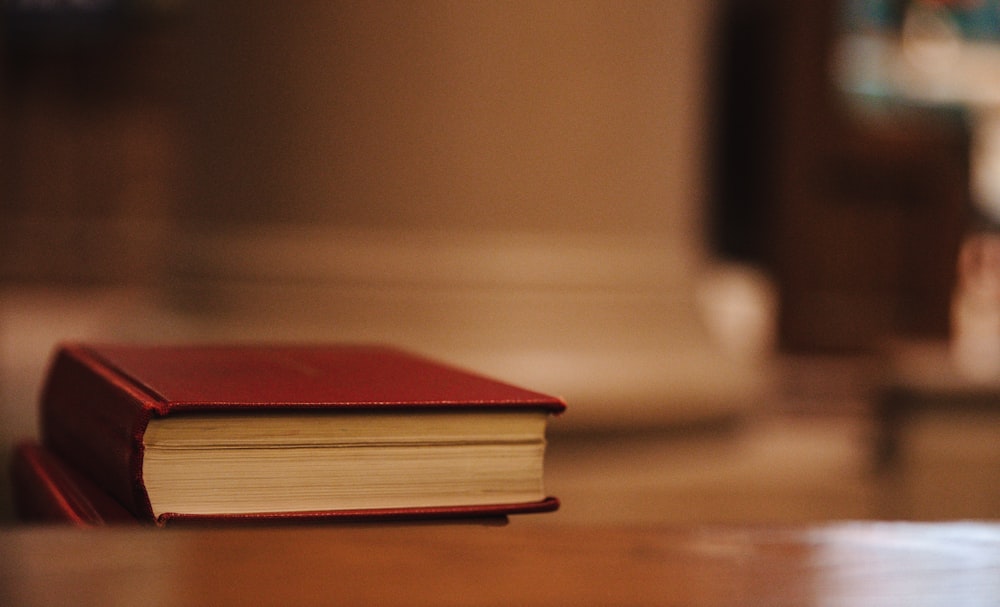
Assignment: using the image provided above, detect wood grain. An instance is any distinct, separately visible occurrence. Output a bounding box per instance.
[3,522,998,606]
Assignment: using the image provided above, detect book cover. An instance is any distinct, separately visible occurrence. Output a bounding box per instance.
[10,441,136,526]
[40,343,565,525]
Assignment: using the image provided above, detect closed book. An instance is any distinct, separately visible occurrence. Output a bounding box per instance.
[10,441,137,525]
[40,343,565,526]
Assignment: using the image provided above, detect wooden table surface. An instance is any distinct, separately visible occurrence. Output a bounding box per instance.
[3,521,999,606]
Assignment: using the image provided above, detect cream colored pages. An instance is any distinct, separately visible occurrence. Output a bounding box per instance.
[142,410,549,517]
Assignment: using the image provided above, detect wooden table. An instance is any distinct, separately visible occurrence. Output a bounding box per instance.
[3,521,999,605]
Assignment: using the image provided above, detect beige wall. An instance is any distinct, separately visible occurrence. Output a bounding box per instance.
[181,1,713,245]
[165,1,758,429]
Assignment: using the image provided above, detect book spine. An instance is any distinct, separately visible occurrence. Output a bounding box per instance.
[39,346,157,521]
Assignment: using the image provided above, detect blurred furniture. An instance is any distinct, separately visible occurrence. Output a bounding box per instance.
[873,339,1000,518]
[3,522,999,605]
[710,0,968,352]
[875,341,1000,471]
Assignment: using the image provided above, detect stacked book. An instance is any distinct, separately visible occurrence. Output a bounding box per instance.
[11,344,565,526]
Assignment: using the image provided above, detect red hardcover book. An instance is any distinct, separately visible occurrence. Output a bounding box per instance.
[10,441,136,526]
[40,344,565,526]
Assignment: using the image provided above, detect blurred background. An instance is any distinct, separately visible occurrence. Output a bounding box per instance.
[3,0,1000,523]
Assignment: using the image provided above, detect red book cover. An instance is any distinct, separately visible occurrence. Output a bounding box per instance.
[10,441,136,526]
[40,343,565,525]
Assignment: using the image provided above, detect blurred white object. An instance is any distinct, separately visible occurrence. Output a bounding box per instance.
[836,9,1000,106]
[697,264,777,362]
[951,233,1000,381]
[972,109,1000,222]
[901,2,963,81]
